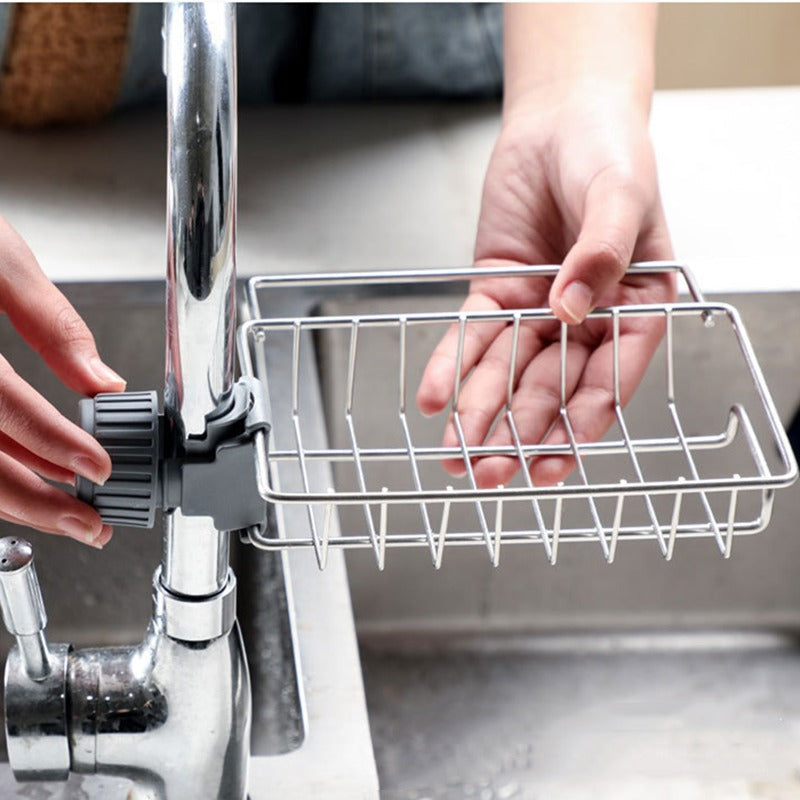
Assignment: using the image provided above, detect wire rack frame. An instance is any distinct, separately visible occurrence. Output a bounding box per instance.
[237,263,798,569]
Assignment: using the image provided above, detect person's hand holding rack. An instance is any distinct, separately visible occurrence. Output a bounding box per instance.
[417,3,676,488]
[0,215,125,547]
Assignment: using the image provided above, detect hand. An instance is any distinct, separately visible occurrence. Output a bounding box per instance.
[416,84,676,488]
[0,215,126,546]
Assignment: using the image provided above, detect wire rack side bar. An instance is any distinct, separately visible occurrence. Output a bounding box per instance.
[255,472,793,505]
[247,304,737,340]
[264,426,741,463]
[726,306,798,483]
[245,509,775,553]
[247,262,704,298]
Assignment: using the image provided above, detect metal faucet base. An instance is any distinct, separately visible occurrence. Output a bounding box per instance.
[4,573,251,799]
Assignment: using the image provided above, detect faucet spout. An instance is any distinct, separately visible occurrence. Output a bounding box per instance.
[164,2,237,440]
[162,2,238,602]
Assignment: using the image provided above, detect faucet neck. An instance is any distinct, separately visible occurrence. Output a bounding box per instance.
[162,3,238,599]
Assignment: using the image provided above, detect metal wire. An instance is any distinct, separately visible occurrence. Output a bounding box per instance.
[237,263,798,569]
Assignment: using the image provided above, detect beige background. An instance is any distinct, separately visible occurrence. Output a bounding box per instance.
[657,3,800,88]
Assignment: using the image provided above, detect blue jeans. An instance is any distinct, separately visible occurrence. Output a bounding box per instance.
[118,3,503,108]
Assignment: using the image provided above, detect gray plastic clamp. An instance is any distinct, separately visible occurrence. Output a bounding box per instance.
[77,377,270,532]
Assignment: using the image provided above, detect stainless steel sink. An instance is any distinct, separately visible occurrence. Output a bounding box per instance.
[289,283,800,799]
[3,278,800,798]
[360,630,800,800]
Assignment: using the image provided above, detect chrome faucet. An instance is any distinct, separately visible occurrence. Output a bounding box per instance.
[0,4,250,798]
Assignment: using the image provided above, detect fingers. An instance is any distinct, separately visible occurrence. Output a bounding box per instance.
[0,219,122,547]
[530,315,667,486]
[0,432,76,484]
[472,337,588,487]
[0,215,126,396]
[0,215,120,542]
[461,279,669,489]
[417,264,556,418]
[0,354,112,485]
[438,320,546,475]
[0,450,112,547]
[416,291,505,416]
[548,171,647,325]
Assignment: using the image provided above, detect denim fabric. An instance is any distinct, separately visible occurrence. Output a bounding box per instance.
[117,3,165,109]
[117,3,503,109]
[0,4,12,81]
[307,3,502,101]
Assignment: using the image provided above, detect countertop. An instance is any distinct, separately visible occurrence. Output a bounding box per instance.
[0,86,798,293]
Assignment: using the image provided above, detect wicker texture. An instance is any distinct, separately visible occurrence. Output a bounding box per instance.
[0,3,130,127]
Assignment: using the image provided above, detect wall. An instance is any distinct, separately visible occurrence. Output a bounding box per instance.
[657,3,800,88]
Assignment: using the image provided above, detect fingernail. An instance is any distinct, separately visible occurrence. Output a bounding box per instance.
[560,281,594,324]
[72,455,109,486]
[90,525,113,550]
[59,515,99,545]
[89,357,126,389]
[533,456,568,485]
[445,461,468,478]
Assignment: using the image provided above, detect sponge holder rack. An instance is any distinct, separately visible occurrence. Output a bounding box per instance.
[237,262,798,570]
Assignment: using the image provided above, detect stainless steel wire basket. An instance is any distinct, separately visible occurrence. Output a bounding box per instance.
[237,263,797,569]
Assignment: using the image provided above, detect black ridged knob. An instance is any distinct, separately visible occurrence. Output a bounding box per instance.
[76,392,161,528]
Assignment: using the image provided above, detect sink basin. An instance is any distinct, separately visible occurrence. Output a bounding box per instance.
[3,277,800,799]
[360,630,800,800]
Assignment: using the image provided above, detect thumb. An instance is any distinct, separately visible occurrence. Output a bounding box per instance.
[549,174,647,324]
